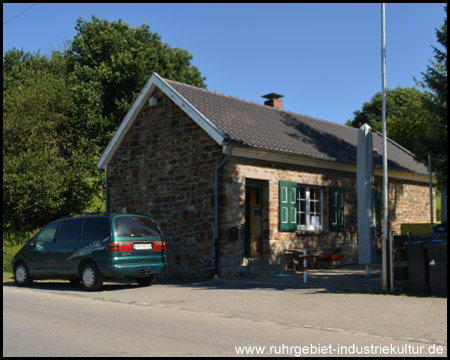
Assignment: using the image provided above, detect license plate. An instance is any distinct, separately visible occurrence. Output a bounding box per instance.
[133,243,152,250]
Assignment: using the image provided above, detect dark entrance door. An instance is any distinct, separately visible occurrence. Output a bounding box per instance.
[245,180,263,258]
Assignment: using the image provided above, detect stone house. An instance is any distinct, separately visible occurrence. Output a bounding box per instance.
[97,73,435,278]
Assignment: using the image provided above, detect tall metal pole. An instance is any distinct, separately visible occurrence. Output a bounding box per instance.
[381,3,389,291]
[428,155,434,234]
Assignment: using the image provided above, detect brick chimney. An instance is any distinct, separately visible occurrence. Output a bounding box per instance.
[262,93,284,109]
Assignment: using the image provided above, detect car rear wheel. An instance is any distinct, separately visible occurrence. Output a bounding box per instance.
[81,262,104,291]
[14,263,33,287]
[135,274,157,287]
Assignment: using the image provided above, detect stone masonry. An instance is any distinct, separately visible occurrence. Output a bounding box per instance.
[108,89,223,278]
[107,89,436,278]
[218,157,435,276]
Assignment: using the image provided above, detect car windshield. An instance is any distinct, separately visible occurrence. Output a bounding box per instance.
[114,216,161,237]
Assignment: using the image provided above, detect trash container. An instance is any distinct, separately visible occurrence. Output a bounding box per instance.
[423,241,447,296]
[405,241,429,294]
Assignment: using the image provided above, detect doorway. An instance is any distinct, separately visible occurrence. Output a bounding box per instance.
[245,180,264,259]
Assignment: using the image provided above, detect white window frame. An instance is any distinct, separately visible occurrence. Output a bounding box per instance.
[297,186,324,231]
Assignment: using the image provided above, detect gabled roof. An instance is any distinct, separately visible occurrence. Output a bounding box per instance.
[98,73,428,177]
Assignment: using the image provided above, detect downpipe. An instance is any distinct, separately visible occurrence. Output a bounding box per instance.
[214,142,234,279]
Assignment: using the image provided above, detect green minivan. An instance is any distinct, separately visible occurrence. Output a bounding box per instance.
[10,213,167,291]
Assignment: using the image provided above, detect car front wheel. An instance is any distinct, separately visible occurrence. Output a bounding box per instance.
[14,263,33,287]
[81,262,104,291]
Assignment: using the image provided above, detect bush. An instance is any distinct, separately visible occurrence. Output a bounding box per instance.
[3,228,39,273]
[3,228,38,246]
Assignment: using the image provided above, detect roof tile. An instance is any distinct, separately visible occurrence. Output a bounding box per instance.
[165,78,427,175]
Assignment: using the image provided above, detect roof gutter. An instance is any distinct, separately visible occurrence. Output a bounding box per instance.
[214,142,234,279]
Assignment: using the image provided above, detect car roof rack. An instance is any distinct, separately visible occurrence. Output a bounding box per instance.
[57,212,109,220]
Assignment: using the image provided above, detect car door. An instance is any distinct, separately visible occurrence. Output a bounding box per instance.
[26,221,61,278]
[79,216,111,256]
[50,218,83,277]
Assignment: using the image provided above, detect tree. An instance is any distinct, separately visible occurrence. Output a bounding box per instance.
[346,8,447,191]
[3,17,208,231]
[3,49,97,230]
[345,87,433,151]
[64,16,206,149]
[414,6,447,190]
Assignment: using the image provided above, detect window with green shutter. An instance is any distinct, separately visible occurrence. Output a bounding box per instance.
[279,180,297,231]
[298,186,324,231]
[329,186,344,232]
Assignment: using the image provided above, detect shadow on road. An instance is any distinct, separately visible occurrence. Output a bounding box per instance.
[3,279,138,292]
[4,263,443,298]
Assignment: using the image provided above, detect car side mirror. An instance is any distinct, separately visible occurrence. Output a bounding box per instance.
[27,238,37,247]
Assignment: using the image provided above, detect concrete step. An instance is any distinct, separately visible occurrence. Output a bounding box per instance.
[238,261,295,278]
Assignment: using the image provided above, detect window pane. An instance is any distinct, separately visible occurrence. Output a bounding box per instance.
[82,217,110,242]
[310,188,321,226]
[300,200,306,212]
[36,222,60,244]
[299,187,306,200]
[311,215,321,226]
[300,213,306,225]
[315,188,321,201]
[57,219,83,243]
[115,216,161,237]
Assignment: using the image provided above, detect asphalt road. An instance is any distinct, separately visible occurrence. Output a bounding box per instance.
[3,279,447,357]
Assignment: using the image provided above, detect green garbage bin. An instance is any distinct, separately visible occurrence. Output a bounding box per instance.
[423,241,447,296]
[405,241,429,294]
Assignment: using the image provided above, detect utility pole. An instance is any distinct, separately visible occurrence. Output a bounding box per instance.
[381,3,389,291]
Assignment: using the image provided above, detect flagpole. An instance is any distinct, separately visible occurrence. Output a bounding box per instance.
[381,3,389,291]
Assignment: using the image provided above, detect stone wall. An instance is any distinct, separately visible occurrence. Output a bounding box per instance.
[388,180,435,233]
[108,89,223,278]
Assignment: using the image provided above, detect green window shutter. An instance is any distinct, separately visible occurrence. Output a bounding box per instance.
[375,190,382,233]
[329,187,338,232]
[330,187,345,232]
[279,180,297,231]
[338,187,345,231]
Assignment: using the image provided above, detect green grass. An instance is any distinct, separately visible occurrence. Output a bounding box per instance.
[3,271,14,282]
[3,243,24,273]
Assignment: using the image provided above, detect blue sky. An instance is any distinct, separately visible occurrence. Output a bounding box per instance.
[3,3,446,125]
